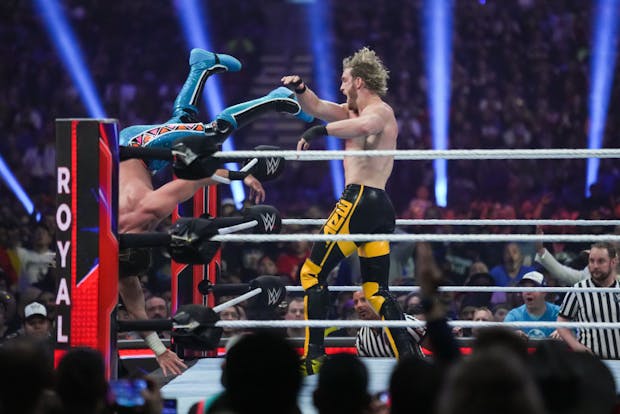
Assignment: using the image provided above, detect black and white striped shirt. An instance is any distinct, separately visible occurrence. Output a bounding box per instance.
[559,279,620,359]
[356,314,425,358]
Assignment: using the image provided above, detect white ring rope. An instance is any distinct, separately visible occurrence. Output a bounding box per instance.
[214,148,620,161]
[282,286,620,294]
[212,288,262,313]
[282,218,620,227]
[213,233,620,243]
[215,320,620,330]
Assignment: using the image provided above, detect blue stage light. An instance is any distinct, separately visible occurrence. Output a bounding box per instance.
[33,0,105,118]
[423,0,454,207]
[307,0,345,200]
[175,0,245,207]
[0,156,39,220]
[586,0,619,196]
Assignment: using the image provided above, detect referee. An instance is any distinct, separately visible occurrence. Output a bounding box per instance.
[557,242,620,359]
[352,290,428,358]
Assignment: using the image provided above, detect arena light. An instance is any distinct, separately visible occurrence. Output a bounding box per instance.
[0,156,39,220]
[174,0,244,207]
[423,0,454,207]
[586,0,619,196]
[307,0,345,199]
[33,0,105,118]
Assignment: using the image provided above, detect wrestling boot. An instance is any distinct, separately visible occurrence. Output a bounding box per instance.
[172,48,242,123]
[299,283,330,376]
[300,344,327,376]
[214,86,314,135]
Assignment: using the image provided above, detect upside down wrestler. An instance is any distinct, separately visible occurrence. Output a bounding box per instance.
[118,48,312,375]
[282,47,415,375]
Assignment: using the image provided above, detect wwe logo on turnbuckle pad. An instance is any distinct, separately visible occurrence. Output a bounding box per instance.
[267,288,281,307]
[261,213,277,233]
[265,157,281,175]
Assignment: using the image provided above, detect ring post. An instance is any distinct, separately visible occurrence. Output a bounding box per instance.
[172,185,219,313]
[55,119,119,379]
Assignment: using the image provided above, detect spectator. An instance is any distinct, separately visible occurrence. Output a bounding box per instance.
[22,300,52,340]
[283,296,305,338]
[218,304,246,339]
[471,307,495,337]
[190,331,302,414]
[437,349,546,414]
[492,302,510,322]
[313,353,371,414]
[504,271,560,339]
[490,242,537,306]
[145,295,168,319]
[55,347,108,414]
[0,337,55,414]
[490,242,537,287]
[388,355,442,414]
[16,222,54,293]
[276,239,310,284]
[145,295,170,339]
[0,290,18,342]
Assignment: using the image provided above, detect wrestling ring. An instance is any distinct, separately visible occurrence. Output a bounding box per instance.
[54,119,620,414]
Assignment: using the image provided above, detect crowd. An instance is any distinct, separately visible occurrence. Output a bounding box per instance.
[3,242,620,414]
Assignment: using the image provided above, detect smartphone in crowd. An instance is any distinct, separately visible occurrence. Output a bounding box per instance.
[109,378,147,408]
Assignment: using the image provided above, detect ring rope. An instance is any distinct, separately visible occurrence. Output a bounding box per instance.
[282,218,620,227]
[213,233,620,243]
[282,286,620,294]
[214,148,620,161]
[212,288,262,313]
[215,320,620,330]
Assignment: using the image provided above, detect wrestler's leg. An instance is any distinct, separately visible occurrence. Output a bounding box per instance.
[118,87,313,158]
[171,49,241,123]
[359,242,414,359]
[215,86,314,132]
[300,194,361,374]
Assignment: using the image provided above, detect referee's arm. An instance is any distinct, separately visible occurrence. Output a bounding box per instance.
[556,315,592,354]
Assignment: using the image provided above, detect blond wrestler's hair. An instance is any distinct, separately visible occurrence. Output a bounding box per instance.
[342,47,390,96]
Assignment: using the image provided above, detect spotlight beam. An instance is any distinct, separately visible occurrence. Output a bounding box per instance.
[586,0,619,196]
[307,0,345,200]
[423,0,454,207]
[34,0,105,118]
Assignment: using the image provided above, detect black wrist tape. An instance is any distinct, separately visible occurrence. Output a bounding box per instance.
[228,170,249,181]
[292,78,307,94]
[301,125,328,142]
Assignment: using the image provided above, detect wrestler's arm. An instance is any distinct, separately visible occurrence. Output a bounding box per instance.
[119,277,187,376]
[138,170,264,223]
[324,106,386,139]
[281,75,348,122]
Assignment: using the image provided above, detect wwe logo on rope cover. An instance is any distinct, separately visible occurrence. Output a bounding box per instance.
[267,288,281,306]
[265,157,280,176]
[261,213,277,232]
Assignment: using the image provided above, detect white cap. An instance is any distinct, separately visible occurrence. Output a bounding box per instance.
[520,271,545,286]
[24,302,47,319]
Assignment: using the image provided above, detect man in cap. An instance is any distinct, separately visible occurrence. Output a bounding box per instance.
[22,301,52,339]
[504,271,560,339]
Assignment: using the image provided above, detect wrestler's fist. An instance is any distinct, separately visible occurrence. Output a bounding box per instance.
[297,137,310,151]
[156,349,187,377]
[281,75,306,93]
[244,174,266,204]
